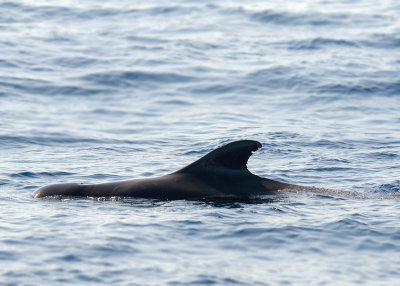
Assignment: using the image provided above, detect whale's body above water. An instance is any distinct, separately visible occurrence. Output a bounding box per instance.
[34,140,308,200]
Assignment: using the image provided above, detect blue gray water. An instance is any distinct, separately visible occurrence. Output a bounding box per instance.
[1,0,400,285]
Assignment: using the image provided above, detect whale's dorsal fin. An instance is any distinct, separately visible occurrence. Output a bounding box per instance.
[178,140,262,172]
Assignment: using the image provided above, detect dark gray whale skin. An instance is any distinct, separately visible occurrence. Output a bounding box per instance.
[33,140,303,200]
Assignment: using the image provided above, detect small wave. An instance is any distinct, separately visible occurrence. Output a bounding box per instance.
[0,2,24,24]
[125,35,169,44]
[0,2,77,23]
[153,99,193,106]
[316,81,400,96]
[370,152,398,159]
[58,254,82,262]
[188,83,238,95]
[0,2,122,23]
[0,135,154,147]
[82,70,194,88]
[288,38,359,50]
[0,135,104,147]
[0,76,104,96]
[87,174,122,180]
[357,181,400,194]
[37,85,104,96]
[53,56,97,68]
[0,250,18,261]
[0,179,12,186]
[178,276,242,286]
[251,10,343,26]
[361,33,400,49]
[0,59,18,68]
[375,182,400,194]
[145,6,199,16]
[208,202,244,208]
[177,39,222,52]
[323,218,371,234]
[10,171,74,179]
[1,2,202,24]
[81,5,199,19]
[0,91,12,97]
[250,9,386,27]
[244,66,316,92]
[305,167,353,172]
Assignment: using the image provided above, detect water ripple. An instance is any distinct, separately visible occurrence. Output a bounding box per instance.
[250,9,382,26]
[0,135,104,146]
[316,81,400,96]
[9,171,74,179]
[288,37,360,50]
[82,71,194,88]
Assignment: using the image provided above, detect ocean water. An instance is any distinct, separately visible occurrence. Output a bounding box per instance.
[1,0,400,285]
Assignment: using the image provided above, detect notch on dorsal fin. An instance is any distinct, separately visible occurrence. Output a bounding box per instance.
[178,140,262,172]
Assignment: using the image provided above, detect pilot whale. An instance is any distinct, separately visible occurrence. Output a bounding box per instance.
[33,140,313,200]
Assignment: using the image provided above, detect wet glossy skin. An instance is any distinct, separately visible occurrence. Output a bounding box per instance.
[34,140,302,200]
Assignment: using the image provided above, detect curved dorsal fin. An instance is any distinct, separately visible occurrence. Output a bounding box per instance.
[178,140,262,172]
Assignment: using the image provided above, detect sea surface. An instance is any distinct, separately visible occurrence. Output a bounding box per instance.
[1,0,400,285]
